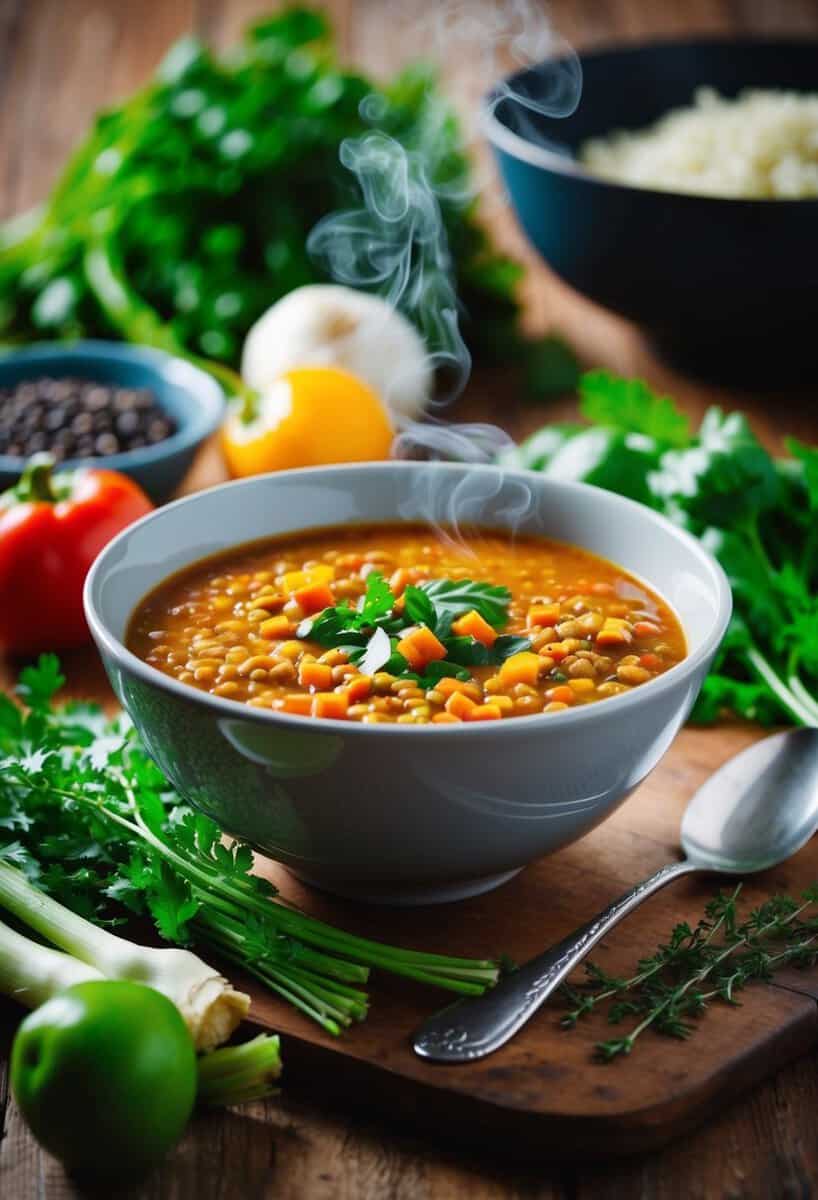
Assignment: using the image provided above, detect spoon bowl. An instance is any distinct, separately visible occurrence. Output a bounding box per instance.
[681,728,818,874]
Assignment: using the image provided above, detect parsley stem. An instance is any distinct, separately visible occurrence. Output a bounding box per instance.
[744,645,818,726]
[110,768,497,986]
[786,673,818,725]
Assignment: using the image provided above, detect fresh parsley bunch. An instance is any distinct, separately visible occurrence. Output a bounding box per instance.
[503,371,818,727]
[0,657,499,1035]
[0,9,576,397]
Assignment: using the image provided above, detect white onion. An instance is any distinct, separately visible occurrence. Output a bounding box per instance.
[241,284,432,423]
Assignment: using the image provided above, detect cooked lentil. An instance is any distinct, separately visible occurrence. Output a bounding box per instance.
[128,524,686,724]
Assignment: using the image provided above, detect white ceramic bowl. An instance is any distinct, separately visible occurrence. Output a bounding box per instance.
[84,462,731,905]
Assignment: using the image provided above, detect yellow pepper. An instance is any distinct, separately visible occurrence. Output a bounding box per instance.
[221,366,394,477]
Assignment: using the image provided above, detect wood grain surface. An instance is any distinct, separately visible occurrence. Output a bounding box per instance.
[2,1,818,1197]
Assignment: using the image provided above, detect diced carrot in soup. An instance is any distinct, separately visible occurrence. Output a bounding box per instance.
[464,704,503,722]
[280,564,334,594]
[294,583,335,615]
[596,618,633,646]
[259,614,291,639]
[445,691,477,719]
[436,677,479,699]
[397,626,447,671]
[499,652,542,687]
[527,603,561,627]
[311,692,349,719]
[345,675,372,703]
[274,694,313,716]
[299,661,333,690]
[451,609,497,646]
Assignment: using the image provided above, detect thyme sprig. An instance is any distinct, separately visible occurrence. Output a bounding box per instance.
[560,884,818,1061]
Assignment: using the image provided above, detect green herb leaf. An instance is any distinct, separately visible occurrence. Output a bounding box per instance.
[560,883,818,1062]
[786,437,818,511]
[0,657,501,1039]
[514,370,818,729]
[16,654,65,711]
[419,579,511,629]
[357,571,395,626]
[403,585,437,630]
[579,370,692,448]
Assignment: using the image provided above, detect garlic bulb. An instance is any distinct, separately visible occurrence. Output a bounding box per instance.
[241,285,432,423]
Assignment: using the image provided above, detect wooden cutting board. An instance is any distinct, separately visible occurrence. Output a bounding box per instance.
[240,722,818,1158]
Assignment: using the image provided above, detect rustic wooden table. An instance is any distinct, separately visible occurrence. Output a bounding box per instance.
[2,1,818,1196]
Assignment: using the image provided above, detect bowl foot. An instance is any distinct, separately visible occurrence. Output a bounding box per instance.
[285,866,523,906]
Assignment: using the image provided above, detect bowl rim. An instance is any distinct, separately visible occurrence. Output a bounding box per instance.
[482,34,818,206]
[84,460,732,738]
[0,339,225,475]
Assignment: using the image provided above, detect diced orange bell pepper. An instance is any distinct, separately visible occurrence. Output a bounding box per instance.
[345,675,372,703]
[543,642,570,662]
[499,652,542,687]
[299,661,334,690]
[451,609,497,647]
[259,614,291,639]
[397,626,447,671]
[435,677,476,699]
[596,618,633,647]
[445,691,477,719]
[274,694,313,716]
[311,692,349,719]
[294,582,335,615]
[527,603,561,627]
[464,703,502,722]
[280,564,334,595]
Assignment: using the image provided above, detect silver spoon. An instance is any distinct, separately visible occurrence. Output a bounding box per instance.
[414,727,818,1063]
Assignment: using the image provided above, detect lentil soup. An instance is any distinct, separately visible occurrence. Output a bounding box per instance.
[127,525,686,725]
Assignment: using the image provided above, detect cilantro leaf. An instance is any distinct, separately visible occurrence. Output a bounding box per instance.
[299,572,398,645]
[651,409,779,530]
[579,370,691,448]
[419,579,511,629]
[442,634,531,668]
[417,661,471,687]
[403,585,437,630]
[16,654,65,711]
[356,571,395,626]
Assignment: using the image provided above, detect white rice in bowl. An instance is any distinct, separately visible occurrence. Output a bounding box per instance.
[579,87,818,198]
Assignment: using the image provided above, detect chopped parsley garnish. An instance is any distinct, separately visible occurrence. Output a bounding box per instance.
[297,573,531,687]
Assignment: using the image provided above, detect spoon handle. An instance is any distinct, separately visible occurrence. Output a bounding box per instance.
[413,858,699,1063]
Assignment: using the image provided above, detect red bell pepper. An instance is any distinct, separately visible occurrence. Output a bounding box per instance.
[0,455,153,654]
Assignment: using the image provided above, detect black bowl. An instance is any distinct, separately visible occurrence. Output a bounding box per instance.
[484,38,818,388]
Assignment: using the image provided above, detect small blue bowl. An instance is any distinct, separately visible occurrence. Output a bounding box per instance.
[0,341,225,501]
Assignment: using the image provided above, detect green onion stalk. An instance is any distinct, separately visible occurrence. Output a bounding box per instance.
[0,876,281,1107]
